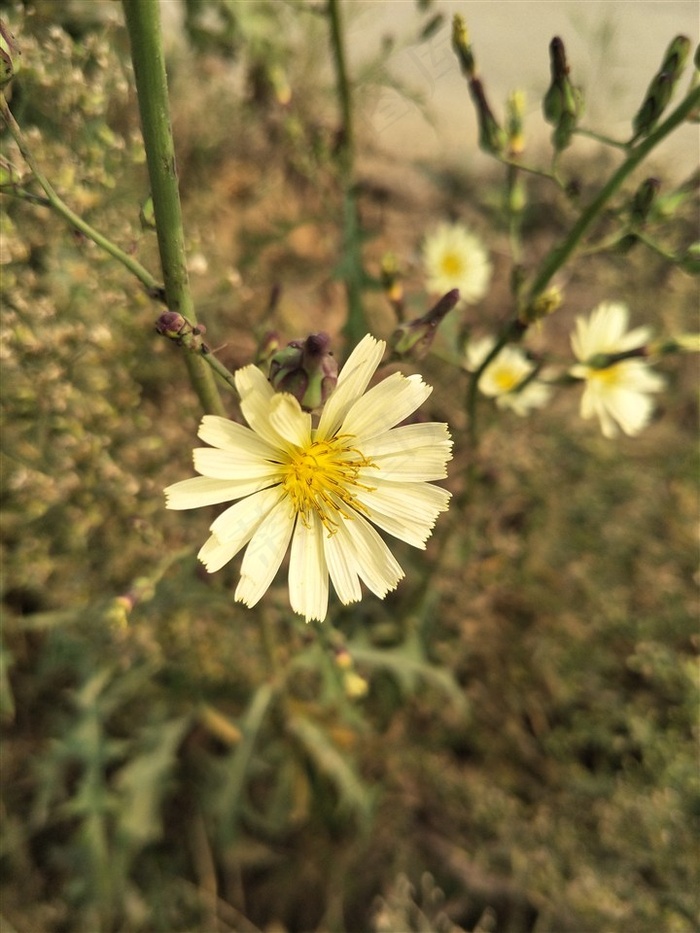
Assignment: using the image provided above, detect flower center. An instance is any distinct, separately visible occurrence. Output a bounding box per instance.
[590,364,622,386]
[440,252,466,278]
[493,366,521,393]
[281,436,375,531]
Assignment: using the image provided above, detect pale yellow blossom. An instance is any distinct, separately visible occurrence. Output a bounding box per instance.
[165,336,452,621]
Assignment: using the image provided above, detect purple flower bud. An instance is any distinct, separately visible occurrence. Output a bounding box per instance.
[155,311,188,338]
[268,333,339,411]
[391,289,460,359]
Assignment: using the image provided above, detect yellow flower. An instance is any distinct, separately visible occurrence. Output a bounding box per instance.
[165,335,452,622]
[423,222,491,304]
[465,336,552,415]
[570,302,664,438]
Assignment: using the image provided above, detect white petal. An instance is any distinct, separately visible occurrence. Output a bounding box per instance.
[316,335,385,439]
[360,422,452,459]
[361,451,450,483]
[338,512,404,599]
[355,480,451,548]
[210,485,285,543]
[165,476,246,510]
[605,387,655,436]
[198,532,251,573]
[359,424,452,481]
[621,361,665,393]
[235,365,292,450]
[618,325,652,351]
[235,363,275,402]
[198,415,279,459]
[288,514,329,621]
[341,373,432,440]
[268,393,312,448]
[464,336,496,372]
[234,499,295,608]
[193,447,281,481]
[324,528,363,605]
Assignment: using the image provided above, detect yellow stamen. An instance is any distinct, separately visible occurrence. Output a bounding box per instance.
[281,436,376,531]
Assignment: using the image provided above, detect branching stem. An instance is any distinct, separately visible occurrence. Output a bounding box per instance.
[0,93,161,295]
[122,0,225,416]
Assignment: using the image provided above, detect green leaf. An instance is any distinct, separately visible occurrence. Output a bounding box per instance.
[114,716,191,851]
[287,715,374,826]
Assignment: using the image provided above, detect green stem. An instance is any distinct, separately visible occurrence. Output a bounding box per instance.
[525,84,700,305]
[505,162,523,264]
[0,94,161,295]
[633,231,682,263]
[327,0,353,173]
[573,126,628,149]
[327,0,366,347]
[122,0,225,417]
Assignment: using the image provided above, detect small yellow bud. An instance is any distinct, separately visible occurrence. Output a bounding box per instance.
[506,90,526,157]
[343,671,369,699]
[520,286,562,324]
[452,14,476,78]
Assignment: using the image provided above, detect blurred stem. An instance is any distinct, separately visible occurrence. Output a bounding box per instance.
[327,0,367,347]
[122,0,225,417]
[0,94,161,294]
[574,126,628,149]
[524,83,700,306]
[327,0,353,170]
[505,163,523,264]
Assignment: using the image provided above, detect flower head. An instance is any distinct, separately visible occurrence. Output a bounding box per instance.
[165,335,452,622]
[465,336,552,416]
[570,302,664,438]
[423,222,491,305]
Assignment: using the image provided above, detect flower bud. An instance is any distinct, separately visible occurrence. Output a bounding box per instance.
[255,329,281,367]
[380,252,403,306]
[155,311,188,339]
[390,289,460,359]
[552,108,578,151]
[543,38,583,151]
[651,333,700,354]
[470,77,507,156]
[630,177,660,226]
[139,194,156,230]
[660,35,691,81]
[452,14,476,78]
[506,90,526,157]
[507,176,527,215]
[268,332,338,411]
[334,647,353,670]
[632,36,691,139]
[520,286,562,325]
[343,671,369,699]
[0,21,20,90]
[633,72,674,139]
